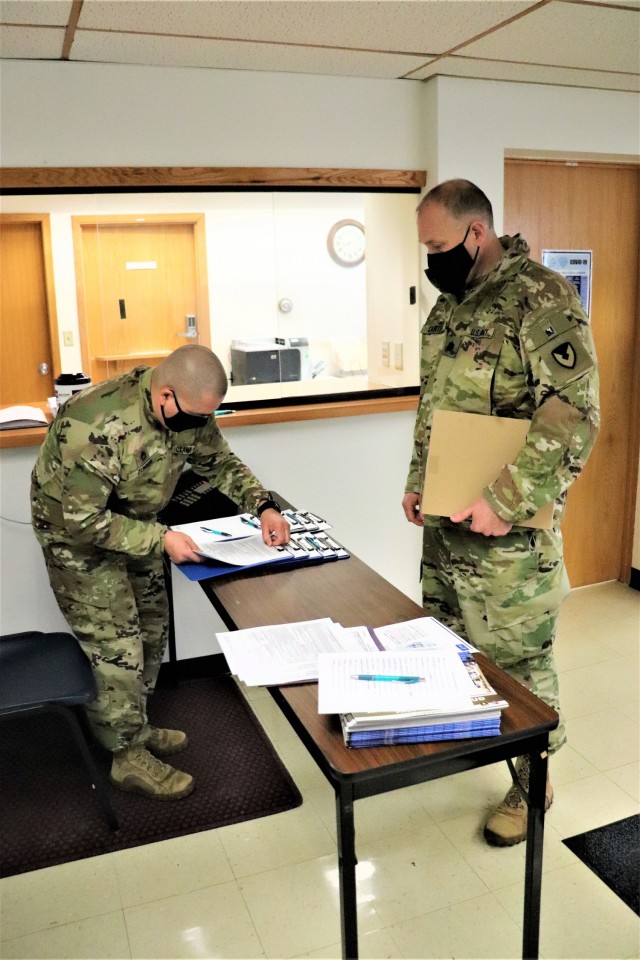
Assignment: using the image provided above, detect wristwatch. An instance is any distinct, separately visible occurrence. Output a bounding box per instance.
[256,495,282,517]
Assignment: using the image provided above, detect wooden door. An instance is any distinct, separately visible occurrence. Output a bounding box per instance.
[73,215,210,386]
[0,215,59,404]
[504,160,640,586]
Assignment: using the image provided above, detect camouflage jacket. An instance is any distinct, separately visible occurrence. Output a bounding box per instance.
[406,234,600,525]
[31,367,271,557]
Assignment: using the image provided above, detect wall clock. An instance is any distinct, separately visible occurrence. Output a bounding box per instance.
[327,219,365,266]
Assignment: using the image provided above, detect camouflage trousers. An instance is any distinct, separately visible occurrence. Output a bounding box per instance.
[422,521,570,753]
[42,544,168,753]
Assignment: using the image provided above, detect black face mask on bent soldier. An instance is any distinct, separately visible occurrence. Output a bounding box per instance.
[161,391,209,432]
[425,224,479,299]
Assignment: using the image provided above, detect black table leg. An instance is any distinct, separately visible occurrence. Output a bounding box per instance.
[163,555,178,679]
[522,747,548,959]
[336,781,358,959]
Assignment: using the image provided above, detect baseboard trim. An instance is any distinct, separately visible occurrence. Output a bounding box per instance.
[630,567,640,592]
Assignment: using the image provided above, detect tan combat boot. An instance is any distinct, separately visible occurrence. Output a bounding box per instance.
[483,756,553,847]
[146,725,188,756]
[110,744,194,800]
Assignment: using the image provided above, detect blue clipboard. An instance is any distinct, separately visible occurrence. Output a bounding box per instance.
[174,552,340,582]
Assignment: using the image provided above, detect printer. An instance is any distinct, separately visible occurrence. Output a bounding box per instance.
[229,337,311,385]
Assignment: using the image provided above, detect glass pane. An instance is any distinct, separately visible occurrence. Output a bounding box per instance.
[1,190,421,406]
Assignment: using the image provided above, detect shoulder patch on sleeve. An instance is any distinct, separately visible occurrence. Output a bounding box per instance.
[524,310,580,351]
[536,327,594,389]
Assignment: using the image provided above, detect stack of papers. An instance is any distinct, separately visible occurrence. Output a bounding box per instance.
[217,615,508,746]
[0,405,48,430]
[322,651,507,747]
[217,618,376,686]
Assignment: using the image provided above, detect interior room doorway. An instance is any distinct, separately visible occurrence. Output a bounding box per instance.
[72,214,210,386]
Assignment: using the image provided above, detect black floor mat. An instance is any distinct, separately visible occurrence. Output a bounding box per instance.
[0,676,302,877]
[562,814,640,916]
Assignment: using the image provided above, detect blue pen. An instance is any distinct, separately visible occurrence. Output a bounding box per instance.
[306,535,326,551]
[352,674,425,684]
[240,515,260,529]
[200,526,232,537]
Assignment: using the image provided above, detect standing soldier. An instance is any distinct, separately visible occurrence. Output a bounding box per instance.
[402,179,599,845]
[32,345,289,801]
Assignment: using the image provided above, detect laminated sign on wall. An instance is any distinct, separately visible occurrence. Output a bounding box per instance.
[542,250,592,317]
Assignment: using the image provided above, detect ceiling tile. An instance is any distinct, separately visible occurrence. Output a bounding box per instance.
[461,1,640,74]
[0,24,65,59]
[0,0,72,26]
[71,29,429,78]
[414,55,640,92]
[78,0,539,53]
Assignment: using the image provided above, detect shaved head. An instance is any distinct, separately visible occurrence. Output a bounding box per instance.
[152,345,228,408]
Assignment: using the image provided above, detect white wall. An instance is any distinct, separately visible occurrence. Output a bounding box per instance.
[1,61,638,657]
[0,60,425,169]
[431,77,640,232]
[0,413,421,656]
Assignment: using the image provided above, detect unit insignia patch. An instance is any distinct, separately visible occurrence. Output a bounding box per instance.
[551,342,577,369]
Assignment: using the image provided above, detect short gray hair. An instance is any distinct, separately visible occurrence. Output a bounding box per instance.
[417,179,494,228]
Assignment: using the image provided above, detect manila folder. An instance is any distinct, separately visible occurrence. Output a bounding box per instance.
[421,410,554,530]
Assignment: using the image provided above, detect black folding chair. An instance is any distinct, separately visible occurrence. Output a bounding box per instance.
[0,630,118,830]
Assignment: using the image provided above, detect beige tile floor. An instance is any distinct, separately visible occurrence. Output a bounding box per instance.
[1,581,638,959]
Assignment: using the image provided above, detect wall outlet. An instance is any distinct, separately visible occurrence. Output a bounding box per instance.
[381,340,390,367]
[63,331,74,347]
[394,342,404,370]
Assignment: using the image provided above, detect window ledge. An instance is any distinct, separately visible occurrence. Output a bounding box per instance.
[0,394,418,449]
[217,394,418,427]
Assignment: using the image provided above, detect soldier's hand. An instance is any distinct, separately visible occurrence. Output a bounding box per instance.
[163,530,204,563]
[450,498,512,536]
[260,509,290,546]
[403,492,424,526]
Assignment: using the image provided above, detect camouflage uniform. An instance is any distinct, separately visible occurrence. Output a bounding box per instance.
[406,235,600,752]
[31,366,273,752]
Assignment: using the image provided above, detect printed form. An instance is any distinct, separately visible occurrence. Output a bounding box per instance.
[317,648,481,714]
[217,619,380,686]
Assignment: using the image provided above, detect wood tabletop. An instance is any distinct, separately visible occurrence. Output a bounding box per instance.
[199,517,558,782]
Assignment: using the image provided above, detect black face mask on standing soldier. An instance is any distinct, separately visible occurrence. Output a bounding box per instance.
[425,224,479,300]
[161,391,209,432]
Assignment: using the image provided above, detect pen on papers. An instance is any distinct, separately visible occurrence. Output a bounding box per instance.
[352,674,425,684]
[240,516,260,529]
[306,535,325,551]
[200,526,232,537]
[214,410,236,417]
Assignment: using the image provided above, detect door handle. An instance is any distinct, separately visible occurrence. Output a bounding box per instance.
[177,315,198,339]
[38,363,50,375]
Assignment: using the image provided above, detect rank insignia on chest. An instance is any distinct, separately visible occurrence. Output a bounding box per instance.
[551,341,577,369]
